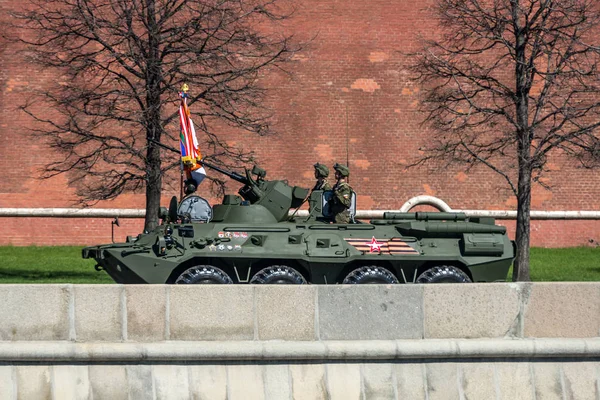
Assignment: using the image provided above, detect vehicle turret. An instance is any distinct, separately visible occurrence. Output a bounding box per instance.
[200,160,309,223]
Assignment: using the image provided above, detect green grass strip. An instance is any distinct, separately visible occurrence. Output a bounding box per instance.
[0,246,598,284]
[0,246,112,284]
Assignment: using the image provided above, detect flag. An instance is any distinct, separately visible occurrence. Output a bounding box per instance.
[179,85,206,189]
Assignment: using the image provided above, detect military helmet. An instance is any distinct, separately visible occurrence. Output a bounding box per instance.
[313,163,329,178]
[333,163,349,177]
[183,179,197,195]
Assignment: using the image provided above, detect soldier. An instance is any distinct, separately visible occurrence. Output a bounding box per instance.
[330,163,353,223]
[313,163,332,191]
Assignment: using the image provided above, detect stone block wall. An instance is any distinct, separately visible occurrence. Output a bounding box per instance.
[2,283,599,342]
[0,283,600,398]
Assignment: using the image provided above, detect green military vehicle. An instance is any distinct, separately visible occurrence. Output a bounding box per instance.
[83,162,515,284]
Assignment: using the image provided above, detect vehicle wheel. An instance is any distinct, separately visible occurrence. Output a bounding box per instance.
[342,266,399,284]
[175,265,233,284]
[416,265,472,283]
[250,266,307,284]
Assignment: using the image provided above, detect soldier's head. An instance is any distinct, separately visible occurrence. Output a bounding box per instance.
[313,163,329,179]
[183,179,197,195]
[333,163,349,180]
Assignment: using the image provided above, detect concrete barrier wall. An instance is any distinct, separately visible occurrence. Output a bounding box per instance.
[2,358,600,399]
[0,283,599,399]
[2,283,600,341]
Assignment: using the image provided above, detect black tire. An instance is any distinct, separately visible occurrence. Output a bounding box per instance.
[416,265,472,283]
[343,266,399,284]
[250,266,307,284]
[175,265,233,284]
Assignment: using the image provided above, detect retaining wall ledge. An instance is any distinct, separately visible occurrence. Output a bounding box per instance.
[1,338,600,362]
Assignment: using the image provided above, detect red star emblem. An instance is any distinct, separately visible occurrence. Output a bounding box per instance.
[369,236,382,253]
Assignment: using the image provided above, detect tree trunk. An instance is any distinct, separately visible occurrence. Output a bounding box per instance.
[511,1,532,281]
[512,90,533,281]
[513,162,532,281]
[144,142,162,231]
[143,0,162,232]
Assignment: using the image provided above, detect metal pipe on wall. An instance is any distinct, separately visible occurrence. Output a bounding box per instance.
[0,207,599,220]
[0,194,598,220]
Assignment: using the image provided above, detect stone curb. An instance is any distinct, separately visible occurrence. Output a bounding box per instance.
[1,339,600,362]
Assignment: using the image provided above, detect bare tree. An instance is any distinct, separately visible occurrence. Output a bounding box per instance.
[12,0,298,230]
[412,0,600,281]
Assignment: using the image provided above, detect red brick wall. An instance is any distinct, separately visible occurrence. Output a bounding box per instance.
[0,0,598,247]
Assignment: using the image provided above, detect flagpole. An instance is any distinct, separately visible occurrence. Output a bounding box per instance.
[179,84,187,200]
[180,84,187,200]
[179,161,184,200]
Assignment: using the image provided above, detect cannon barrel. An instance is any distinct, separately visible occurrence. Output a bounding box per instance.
[200,160,250,185]
[383,212,468,221]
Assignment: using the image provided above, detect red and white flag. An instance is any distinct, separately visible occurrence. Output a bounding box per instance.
[178,86,206,186]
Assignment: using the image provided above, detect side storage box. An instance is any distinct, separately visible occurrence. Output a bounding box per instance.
[462,233,504,256]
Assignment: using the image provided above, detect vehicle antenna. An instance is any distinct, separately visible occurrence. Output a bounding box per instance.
[345,103,350,184]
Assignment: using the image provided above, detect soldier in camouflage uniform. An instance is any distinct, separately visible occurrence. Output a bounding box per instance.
[330,163,353,223]
[313,163,332,191]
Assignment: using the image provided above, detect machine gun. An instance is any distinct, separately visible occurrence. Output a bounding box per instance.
[200,160,271,205]
[199,160,250,186]
[196,160,309,222]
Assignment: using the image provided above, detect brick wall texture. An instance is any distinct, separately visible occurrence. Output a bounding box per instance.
[0,0,598,247]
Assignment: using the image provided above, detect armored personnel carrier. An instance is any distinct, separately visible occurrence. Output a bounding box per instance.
[83,162,515,284]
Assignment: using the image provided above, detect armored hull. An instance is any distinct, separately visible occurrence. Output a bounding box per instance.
[83,211,514,285]
[83,163,515,284]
